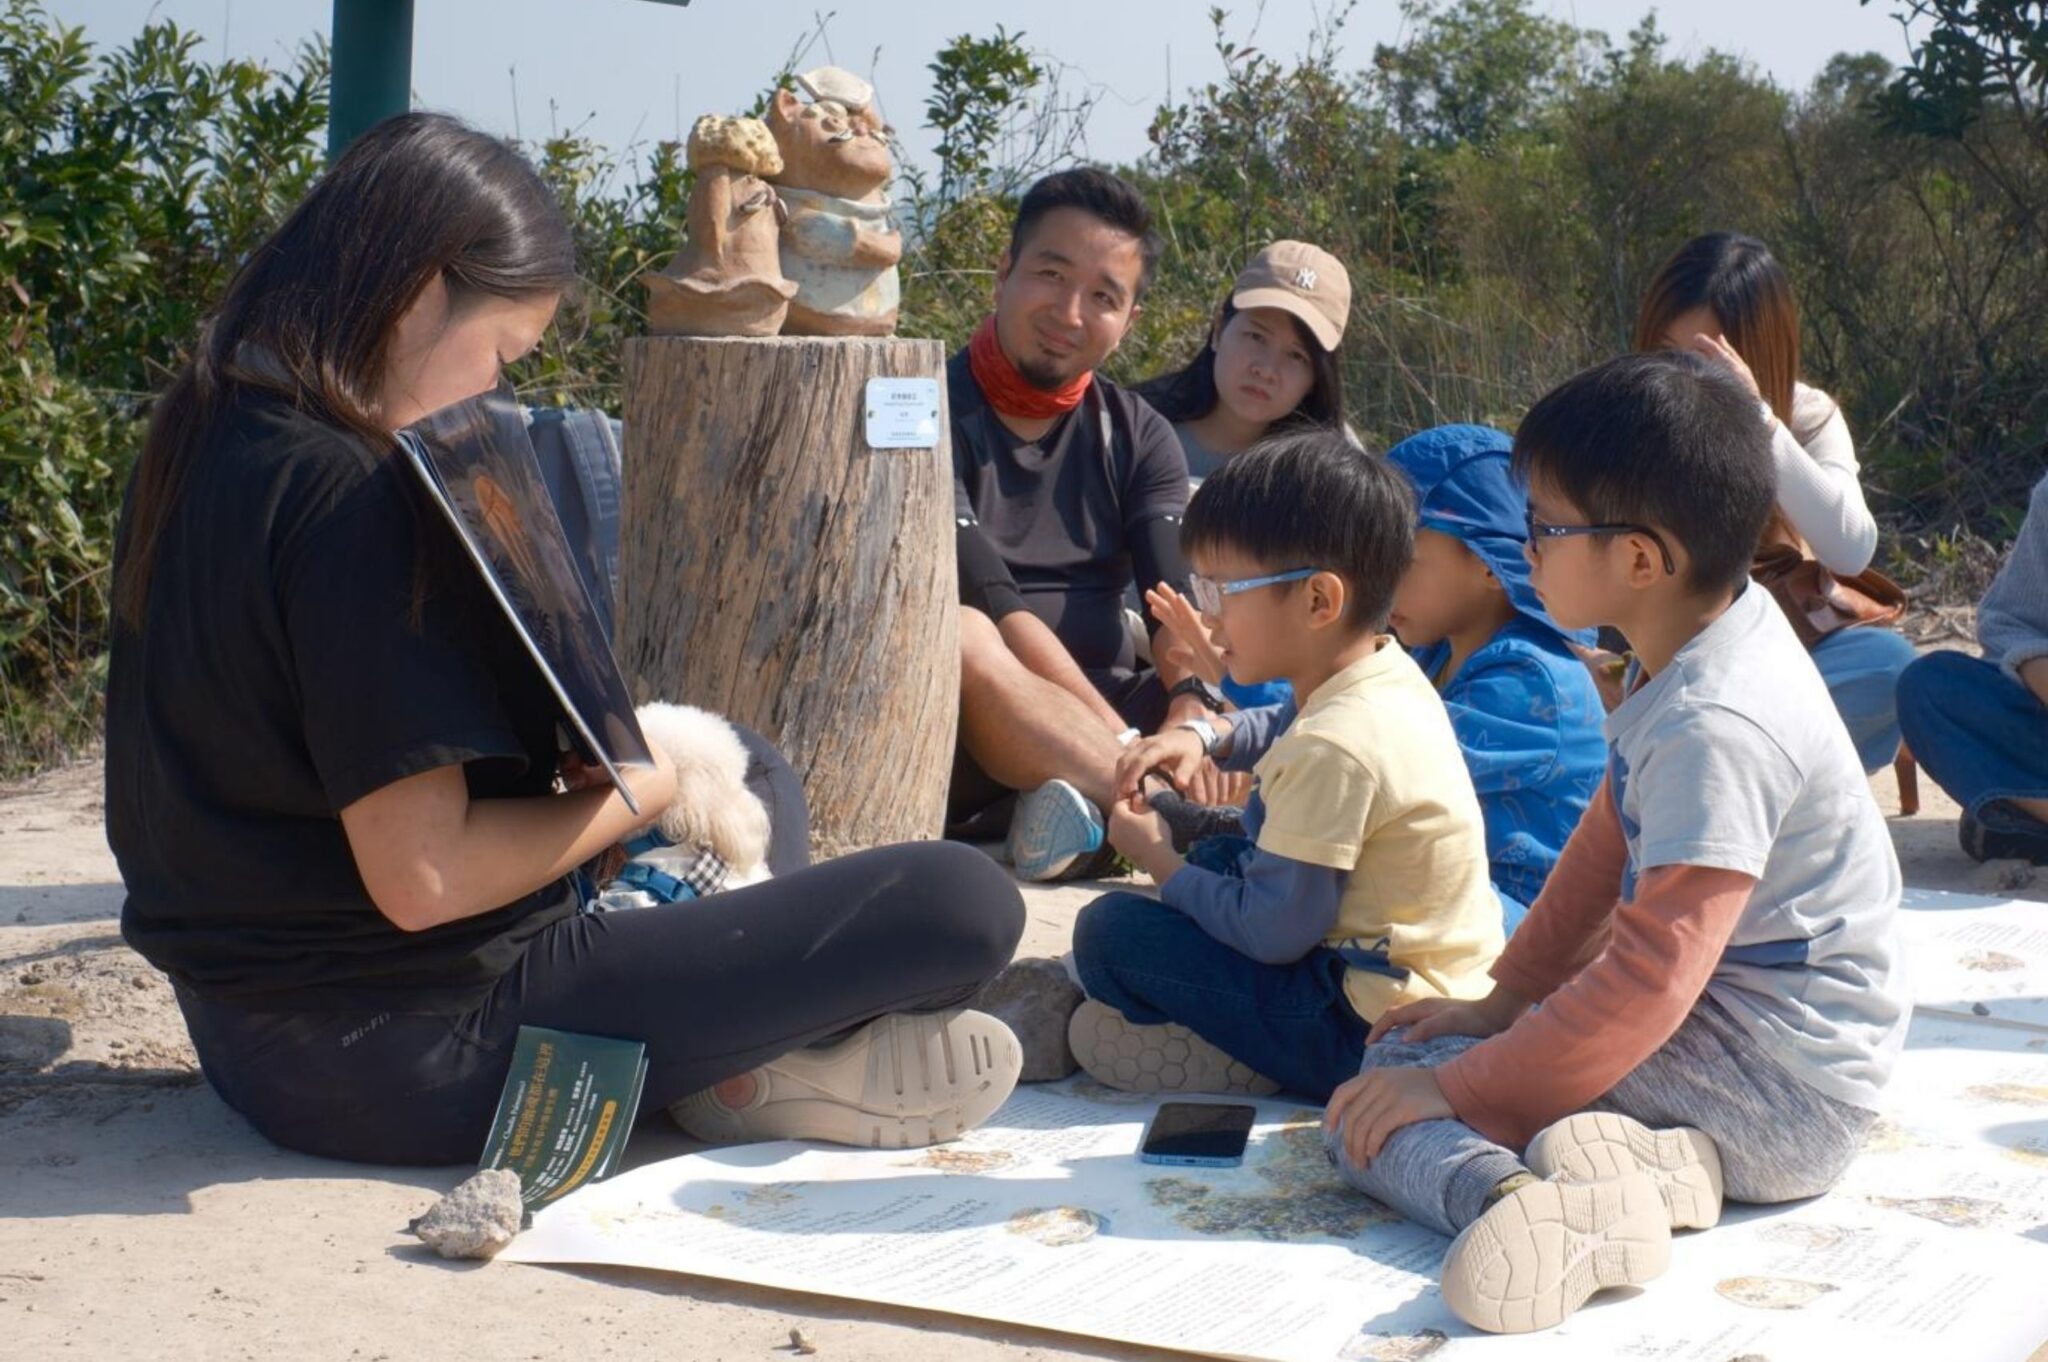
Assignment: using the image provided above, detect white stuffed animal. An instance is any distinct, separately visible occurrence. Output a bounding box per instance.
[592,701,772,909]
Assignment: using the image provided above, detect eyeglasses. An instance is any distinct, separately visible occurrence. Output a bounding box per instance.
[1187,567,1319,616]
[1523,510,1677,577]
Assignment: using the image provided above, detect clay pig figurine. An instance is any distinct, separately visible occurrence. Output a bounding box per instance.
[644,114,797,337]
[765,67,902,337]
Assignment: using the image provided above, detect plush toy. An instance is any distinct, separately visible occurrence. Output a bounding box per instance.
[591,701,772,909]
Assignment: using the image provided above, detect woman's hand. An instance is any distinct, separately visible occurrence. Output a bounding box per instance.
[1146,584,1227,688]
[1323,1067,1455,1166]
[1685,332,1762,402]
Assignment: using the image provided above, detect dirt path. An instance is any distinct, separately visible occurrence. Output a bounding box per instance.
[2,753,2038,1360]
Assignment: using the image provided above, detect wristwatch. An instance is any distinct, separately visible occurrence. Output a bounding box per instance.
[1167,674,1227,712]
[1175,714,1226,757]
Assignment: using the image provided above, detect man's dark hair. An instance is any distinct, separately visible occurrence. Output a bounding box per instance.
[1008,167,1163,300]
[1182,429,1413,631]
[1511,351,1776,595]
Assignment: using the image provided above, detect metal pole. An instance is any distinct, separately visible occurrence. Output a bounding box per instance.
[326,0,416,159]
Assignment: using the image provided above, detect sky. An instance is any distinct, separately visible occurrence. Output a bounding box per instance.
[54,0,1922,179]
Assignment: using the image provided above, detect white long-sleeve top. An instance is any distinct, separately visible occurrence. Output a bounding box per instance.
[1773,383,1880,574]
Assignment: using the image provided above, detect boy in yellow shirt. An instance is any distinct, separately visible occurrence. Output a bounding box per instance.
[1068,430,1503,1098]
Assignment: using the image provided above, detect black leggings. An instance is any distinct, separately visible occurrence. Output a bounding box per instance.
[173,732,1026,1165]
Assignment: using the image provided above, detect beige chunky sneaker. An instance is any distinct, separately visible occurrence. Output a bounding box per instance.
[669,1009,1021,1149]
[1525,1111,1725,1230]
[1439,1171,1672,1334]
[1066,999,1280,1096]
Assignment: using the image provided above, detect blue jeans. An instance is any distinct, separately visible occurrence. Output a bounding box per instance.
[1810,626,1918,773]
[1071,890,1370,1102]
[1897,651,2048,817]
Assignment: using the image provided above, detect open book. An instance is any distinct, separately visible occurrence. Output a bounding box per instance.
[397,383,652,812]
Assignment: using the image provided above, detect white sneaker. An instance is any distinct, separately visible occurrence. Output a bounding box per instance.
[670,1009,1021,1149]
[1439,1172,1671,1334]
[1007,780,1106,882]
[1066,999,1280,1096]
[1525,1111,1724,1229]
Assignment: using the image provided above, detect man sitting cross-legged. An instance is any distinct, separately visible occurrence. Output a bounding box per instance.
[949,167,1223,881]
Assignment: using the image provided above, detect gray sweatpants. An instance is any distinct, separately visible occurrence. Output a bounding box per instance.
[1324,995,1878,1238]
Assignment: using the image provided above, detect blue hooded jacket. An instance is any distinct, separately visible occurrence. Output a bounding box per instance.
[1384,425,1606,928]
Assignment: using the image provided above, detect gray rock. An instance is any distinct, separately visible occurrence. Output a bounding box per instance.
[974,958,1084,1083]
[409,1168,525,1260]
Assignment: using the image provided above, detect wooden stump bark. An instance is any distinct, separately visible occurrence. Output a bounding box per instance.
[618,335,957,856]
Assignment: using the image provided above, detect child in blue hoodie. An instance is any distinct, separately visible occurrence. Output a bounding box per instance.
[1383,425,1606,932]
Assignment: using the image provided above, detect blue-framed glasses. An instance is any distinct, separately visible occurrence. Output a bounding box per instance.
[1188,567,1319,615]
[1524,510,1677,577]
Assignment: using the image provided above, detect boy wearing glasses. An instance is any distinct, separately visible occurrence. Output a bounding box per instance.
[1066,430,1504,1101]
[1321,353,1907,1335]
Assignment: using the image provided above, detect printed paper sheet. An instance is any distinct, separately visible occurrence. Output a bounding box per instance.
[506,891,2048,1361]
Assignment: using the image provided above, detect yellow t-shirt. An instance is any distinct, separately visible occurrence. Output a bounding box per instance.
[1252,641,1503,1020]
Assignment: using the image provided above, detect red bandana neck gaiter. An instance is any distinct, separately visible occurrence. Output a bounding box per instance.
[966,315,1093,420]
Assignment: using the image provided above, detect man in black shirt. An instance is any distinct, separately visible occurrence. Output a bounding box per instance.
[950,168,1222,880]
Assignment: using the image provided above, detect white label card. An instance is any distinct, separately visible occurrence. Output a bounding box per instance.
[863,377,941,449]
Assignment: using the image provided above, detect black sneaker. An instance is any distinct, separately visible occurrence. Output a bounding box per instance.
[1143,785,1247,853]
[1960,801,2048,865]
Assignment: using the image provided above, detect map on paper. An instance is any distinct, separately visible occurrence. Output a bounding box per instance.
[505,891,2048,1362]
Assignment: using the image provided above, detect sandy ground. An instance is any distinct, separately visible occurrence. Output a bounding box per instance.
[2,754,2041,1361]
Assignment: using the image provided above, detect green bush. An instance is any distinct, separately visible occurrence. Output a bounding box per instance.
[3,0,2043,777]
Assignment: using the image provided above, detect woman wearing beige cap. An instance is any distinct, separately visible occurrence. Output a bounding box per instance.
[1134,239,1351,482]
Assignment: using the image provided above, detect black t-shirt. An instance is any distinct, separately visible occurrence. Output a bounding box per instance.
[105,393,578,1013]
[948,349,1190,674]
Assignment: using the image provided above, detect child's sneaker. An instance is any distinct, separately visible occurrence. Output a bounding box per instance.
[1439,1171,1671,1334]
[1525,1111,1724,1229]
[1007,780,1107,882]
[1066,999,1280,1095]
[669,1009,1021,1149]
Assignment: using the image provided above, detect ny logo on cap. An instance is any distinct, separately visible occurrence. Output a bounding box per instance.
[1294,267,1318,290]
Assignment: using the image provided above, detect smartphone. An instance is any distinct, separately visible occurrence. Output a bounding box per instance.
[1137,1101,1257,1168]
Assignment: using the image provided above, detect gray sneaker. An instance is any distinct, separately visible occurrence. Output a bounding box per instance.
[1439,1172,1671,1334]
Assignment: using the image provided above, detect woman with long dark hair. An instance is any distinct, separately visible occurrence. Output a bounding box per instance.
[1633,231,1918,775]
[105,113,1023,1166]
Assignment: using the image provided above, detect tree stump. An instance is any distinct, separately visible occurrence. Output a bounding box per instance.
[618,335,957,856]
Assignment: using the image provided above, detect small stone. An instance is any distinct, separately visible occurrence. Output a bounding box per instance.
[1973,1001,1993,1017]
[973,958,1083,1083]
[408,1168,525,1260]
[788,1326,818,1355]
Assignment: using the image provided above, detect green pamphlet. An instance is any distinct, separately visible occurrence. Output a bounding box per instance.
[479,1025,648,1208]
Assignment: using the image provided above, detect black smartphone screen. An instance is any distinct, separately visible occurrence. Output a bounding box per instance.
[1140,1101,1257,1161]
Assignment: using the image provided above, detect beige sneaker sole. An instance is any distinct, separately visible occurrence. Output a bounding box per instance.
[1440,1172,1672,1334]
[1525,1111,1724,1229]
[1066,999,1280,1096]
[669,1009,1021,1149]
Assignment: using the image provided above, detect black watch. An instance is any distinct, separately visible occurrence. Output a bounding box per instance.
[1167,675,1227,712]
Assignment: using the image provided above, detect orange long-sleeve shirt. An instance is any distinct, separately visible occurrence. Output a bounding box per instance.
[1434,778,1758,1149]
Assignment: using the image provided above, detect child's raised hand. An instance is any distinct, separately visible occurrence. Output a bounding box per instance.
[1323,1067,1454,1166]
[1145,583,1227,688]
